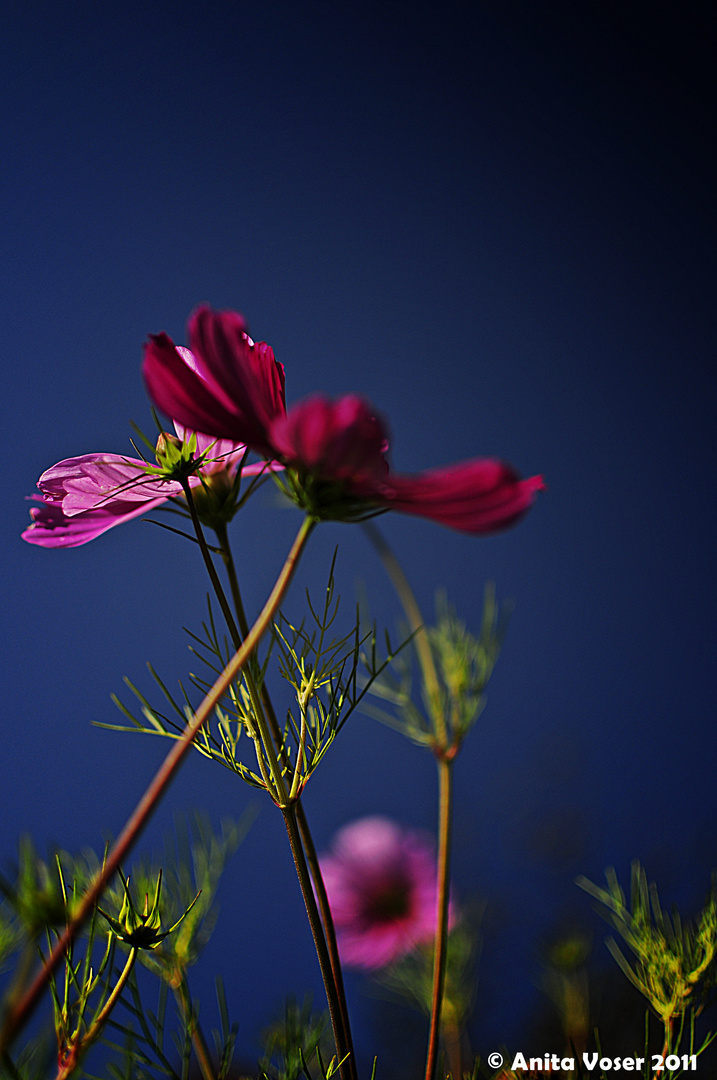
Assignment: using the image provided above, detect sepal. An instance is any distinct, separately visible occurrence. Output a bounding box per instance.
[99,869,199,951]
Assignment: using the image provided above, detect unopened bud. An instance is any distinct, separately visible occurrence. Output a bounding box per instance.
[155,431,183,459]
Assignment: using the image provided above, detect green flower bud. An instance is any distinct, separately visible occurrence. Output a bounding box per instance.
[100,870,199,951]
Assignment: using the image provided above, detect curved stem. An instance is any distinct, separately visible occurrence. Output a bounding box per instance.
[0,515,314,1059]
[282,806,351,1080]
[424,756,454,1080]
[362,523,444,741]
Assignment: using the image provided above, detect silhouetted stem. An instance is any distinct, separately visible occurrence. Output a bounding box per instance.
[182,483,242,650]
[424,755,454,1080]
[362,524,458,1080]
[175,974,216,1080]
[0,515,314,1059]
[215,524,357,1080]
[184,492,288,801]
[282,805,352,1080]
[294,803,356,1077]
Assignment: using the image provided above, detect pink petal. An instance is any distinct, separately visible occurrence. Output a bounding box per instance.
[319,816,450,970]
[375,460,545,533]
[188,307,286,427]
[49,456,184,516]
[21,494,169,548]
[269,395,389,482]
[22,441,282,549]
[143,333,248,445]
[143,307,286,455]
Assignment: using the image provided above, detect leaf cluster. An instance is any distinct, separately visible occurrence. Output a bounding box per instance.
[105,560,402,803]
[363,585,508,750]
[577,861,717,1024]
[102,814,251,985]
[259,997,329,1080]
[372,919,480,1034]
[272,555,404,801]
[0,815,246,1080]
[100,974,239,1080]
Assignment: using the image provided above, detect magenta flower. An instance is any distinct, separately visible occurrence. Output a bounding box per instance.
[319,817,450,970]
[142,306,543,533]
[22,429,265,549]
[269,394,544,531]
[143,306,286,458]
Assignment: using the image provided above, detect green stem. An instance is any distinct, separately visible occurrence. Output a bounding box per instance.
[424,755,454,1080]
[215,522,250,640]
[362,523,445,741]
[175,973,216,1080]
[295,804,356,1077]
[282,806,352,1080]
[215,524,357,1080]
[0,515,314,1059]
[362,525,458,1080]
[183,487,288,802]
[182,483,242,651]
[56,947,138,1080]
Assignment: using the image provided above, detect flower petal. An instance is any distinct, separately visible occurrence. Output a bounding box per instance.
[143,333,248,445]
[375,460,545,533]
[21,494,169,548]
[143,306,286,455]
[269,395,389,482]
[50,456,184,516]
[319,816,450,970]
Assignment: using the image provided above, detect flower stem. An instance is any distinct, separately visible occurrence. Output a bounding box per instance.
[214,522,250,640]
[183,484,287,801]
[282,805,352,1080]
[181,483,242,651]
[55,946,138,1080]
[651,1020,674,1080]
[362,523,444,741]
[0,515,314,1059]
[424,754,454,1080]
[362,524,458,1080]
[294,804,356,1077]
[175,973,217,1080]
[214,523,357,1080]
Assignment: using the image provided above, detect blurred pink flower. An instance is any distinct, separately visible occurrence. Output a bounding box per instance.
[270,395,544,532]
[143,306,286,458]
[22,427,266,549]
[319,816,449,970]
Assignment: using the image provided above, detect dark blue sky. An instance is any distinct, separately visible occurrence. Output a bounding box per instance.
[2,0,716,1067]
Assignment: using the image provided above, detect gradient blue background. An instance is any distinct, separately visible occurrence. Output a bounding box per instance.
[2,1,716,1070]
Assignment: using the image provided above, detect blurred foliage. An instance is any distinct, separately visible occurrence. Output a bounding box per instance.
[363,586,508,752]
[577,862,717,1026]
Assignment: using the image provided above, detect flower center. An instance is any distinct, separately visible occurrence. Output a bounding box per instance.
[361,878,412,924]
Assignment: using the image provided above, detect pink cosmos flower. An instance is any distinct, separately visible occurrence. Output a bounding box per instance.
[143,306,286,458]
[22,428,265,549]
[319,816,450,970]
[142,307,544,533]
[269,395,544,531]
